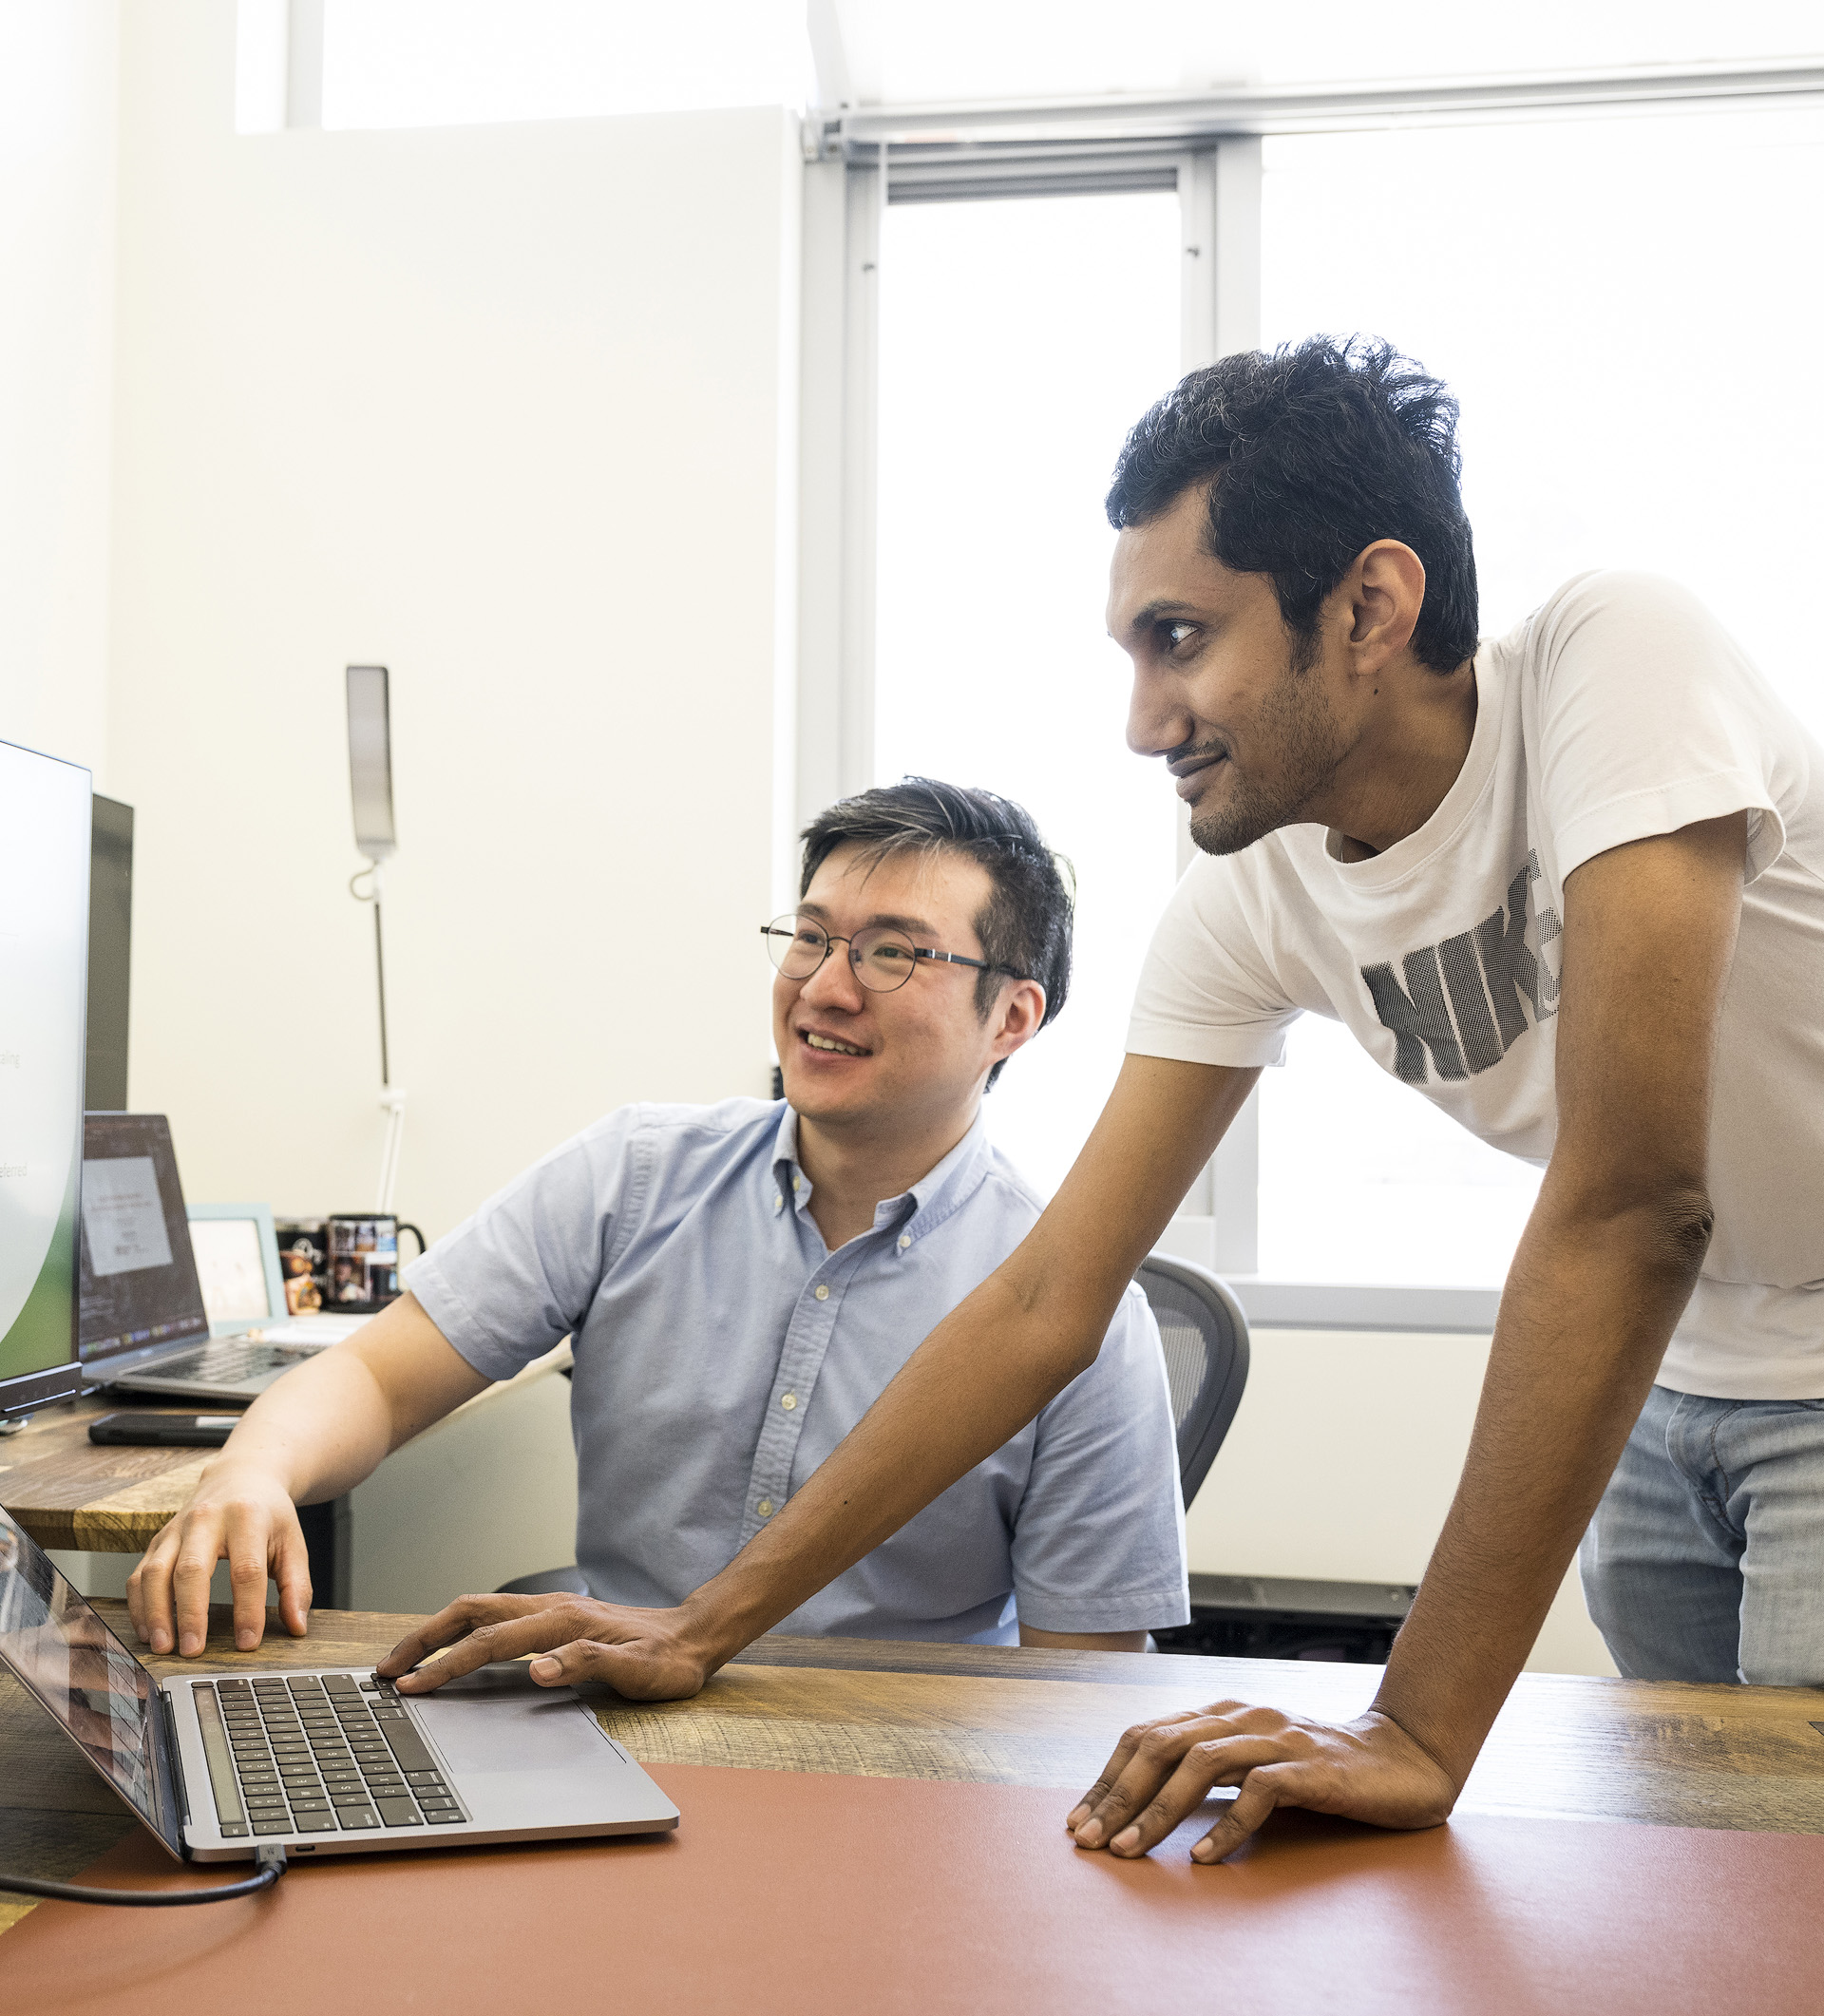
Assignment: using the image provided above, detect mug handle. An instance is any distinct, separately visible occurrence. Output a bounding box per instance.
[396,1222,427,1260]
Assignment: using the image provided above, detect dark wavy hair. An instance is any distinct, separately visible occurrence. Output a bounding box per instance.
[799,777,1074,1091]
[1106,336,1478,673]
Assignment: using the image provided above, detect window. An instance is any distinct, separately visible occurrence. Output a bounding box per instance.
[835,1,1824,102]
[1247,107,1824,1290]
[861,91,1824,1308]
[874,191,1184,1194]
[1262,111,1824,739]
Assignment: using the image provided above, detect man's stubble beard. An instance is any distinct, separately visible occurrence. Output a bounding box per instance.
[1188,646,1349,858]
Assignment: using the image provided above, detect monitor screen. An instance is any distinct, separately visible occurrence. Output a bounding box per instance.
[78,1113,211,1364]
[0,738,90,1415]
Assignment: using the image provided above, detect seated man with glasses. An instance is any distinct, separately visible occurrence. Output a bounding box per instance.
[127,777,1191,1669]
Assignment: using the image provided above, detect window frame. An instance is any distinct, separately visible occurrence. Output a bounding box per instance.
[794,62,1823,1332]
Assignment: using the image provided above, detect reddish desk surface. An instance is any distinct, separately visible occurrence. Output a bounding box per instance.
[6,1764,1821,2016]
[7,1604,1824,2011]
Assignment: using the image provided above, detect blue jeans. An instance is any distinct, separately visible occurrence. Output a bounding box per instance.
[1582,1383,1824,1684]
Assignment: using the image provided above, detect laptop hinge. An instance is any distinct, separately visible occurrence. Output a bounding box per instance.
[156,1685,194,1853]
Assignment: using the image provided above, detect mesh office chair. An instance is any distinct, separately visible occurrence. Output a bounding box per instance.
[498,1254,1250,1595]
[1134,1253,1251,1508]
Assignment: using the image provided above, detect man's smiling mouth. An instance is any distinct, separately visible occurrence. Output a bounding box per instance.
[803,1032,868,1057]
[1170,751,1228,800]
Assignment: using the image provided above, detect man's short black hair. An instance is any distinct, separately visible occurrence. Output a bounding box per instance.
[799,777,1073,1091]
[1106,335,1478,674]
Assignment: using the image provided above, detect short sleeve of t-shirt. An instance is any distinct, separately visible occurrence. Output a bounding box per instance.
[1126,851,1302,1070]
[404,1109,640,1381]
[1524,570,1787,884]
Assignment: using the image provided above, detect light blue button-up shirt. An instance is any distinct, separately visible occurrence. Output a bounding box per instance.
[406,1098,1189,1643]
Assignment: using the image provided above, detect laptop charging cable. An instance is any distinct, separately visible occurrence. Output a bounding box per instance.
[0,1844,288,1907]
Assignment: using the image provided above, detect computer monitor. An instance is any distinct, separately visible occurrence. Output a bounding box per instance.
[86,792,134,1113]
[76,1113,213,1376]
[0,738,93,1417]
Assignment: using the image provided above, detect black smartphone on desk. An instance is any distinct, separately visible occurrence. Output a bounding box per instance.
[87,1412,243,1447]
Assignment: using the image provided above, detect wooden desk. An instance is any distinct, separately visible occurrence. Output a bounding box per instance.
[0,1396,352,1607]
[0,1397,217,1555]
[7,1601,1824,1935]
[0,1347,573,1607]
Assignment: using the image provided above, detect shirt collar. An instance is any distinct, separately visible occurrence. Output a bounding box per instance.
[770,1103,996,1235]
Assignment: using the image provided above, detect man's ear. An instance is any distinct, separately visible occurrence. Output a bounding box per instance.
[990,979,1048,1064]
[1345,540,1426,667]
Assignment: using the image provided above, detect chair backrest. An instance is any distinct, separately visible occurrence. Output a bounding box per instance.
[1135,1253,1251,1509]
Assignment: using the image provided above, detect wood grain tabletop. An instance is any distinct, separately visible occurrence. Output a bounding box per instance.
[0,1397,214,1552]
[6,1600,1824,1934]
[0,1353,572,1555]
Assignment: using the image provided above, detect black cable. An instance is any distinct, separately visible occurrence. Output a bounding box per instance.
[0,1844,287,1907]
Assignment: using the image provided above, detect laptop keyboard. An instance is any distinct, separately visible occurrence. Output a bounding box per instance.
[147,1338,311,1384]
[189,1673,468,1837]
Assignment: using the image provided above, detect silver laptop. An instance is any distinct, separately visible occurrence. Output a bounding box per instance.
[79,1113,361,1401]
[0,1504,678,1861]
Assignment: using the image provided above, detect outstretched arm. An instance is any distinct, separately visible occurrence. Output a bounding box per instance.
[382,1057,1257,1693]
[1068,811,1746,1862]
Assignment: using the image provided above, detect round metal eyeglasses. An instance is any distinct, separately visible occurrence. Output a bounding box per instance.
[760,914,1023,995]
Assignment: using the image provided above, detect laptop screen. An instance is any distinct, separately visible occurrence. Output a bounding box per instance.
[0,1505,173,1848]
[78,1113,211,1365]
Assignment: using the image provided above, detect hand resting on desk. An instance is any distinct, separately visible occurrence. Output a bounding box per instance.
[127,1459,314,1658]
[379,1592,715,1701]
[1066,1700,1456,1864]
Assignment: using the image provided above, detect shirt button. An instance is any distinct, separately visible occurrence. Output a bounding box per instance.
[794,1177,804,1191]
[781,1393,797,1411]
[814,1284,829,1301]
[898,1233,911,1250]
[757,1499,774,1518]
[773,1194,783,1209]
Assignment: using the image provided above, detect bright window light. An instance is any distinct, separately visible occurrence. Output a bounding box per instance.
[874,193,1184,1196]
[1254,107,1824,1286]
[1259,1018,1545,1286]
[839,0,1823,104]
[1264,110,1824,737]
[321,0,810,129]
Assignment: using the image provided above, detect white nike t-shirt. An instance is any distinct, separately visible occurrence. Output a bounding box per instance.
[1129,571,1824,1398]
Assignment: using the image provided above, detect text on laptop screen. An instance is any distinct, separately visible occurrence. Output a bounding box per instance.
[78,1113,211,1362]
[0,1506,160,1829]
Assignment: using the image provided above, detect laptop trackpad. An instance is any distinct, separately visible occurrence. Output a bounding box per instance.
[412,1686,616,1775]
[408,1682,675,1830]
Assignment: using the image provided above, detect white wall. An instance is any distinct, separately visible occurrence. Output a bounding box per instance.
[1187,1328,1617,1676]
[346,1359,578,1611]
[0,0,119,781]
[107,1,801,1238]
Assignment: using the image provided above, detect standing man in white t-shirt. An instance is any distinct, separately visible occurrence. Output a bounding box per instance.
[371,337,1824,1870]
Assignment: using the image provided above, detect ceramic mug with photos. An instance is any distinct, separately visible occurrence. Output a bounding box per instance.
[326,1213,427,1310]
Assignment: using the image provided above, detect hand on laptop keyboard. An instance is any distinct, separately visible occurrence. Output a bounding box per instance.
[378,1591,718,1702]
